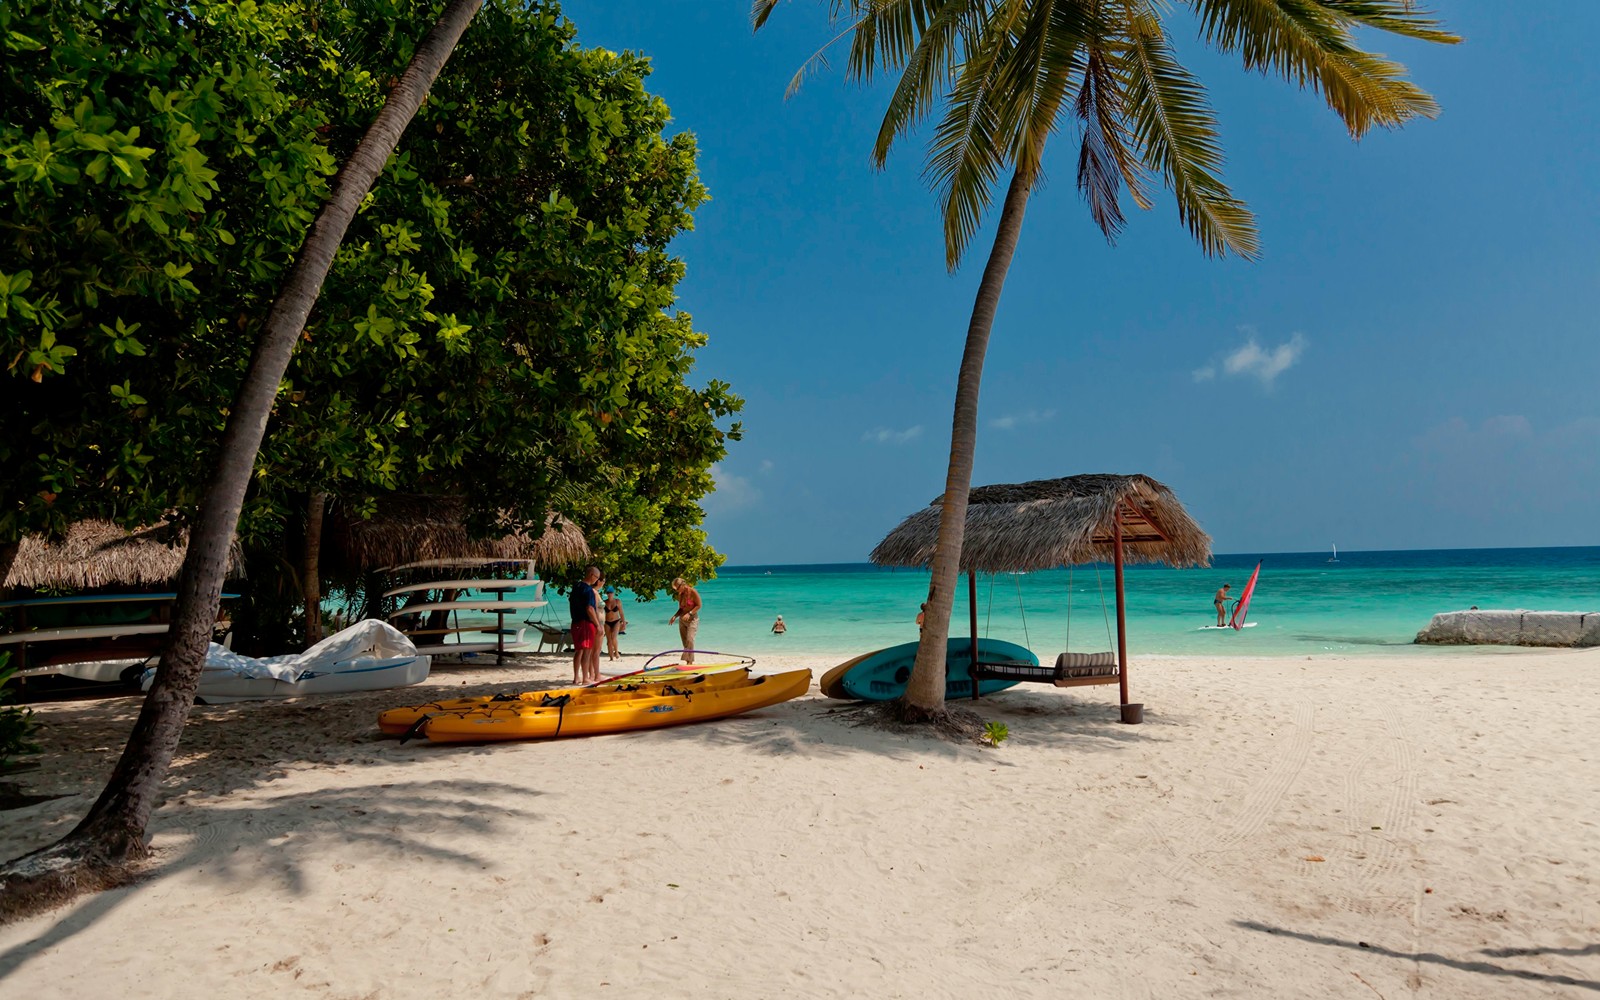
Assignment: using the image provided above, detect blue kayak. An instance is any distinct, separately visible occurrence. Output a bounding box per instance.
[821,637,1035,702]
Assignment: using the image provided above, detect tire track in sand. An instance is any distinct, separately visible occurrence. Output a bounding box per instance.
[1161,702,1317,881]
[1342,701,1419,914]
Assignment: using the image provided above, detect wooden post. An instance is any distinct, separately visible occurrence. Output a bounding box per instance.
[1113,514,1129,707]
[968,569,980,701]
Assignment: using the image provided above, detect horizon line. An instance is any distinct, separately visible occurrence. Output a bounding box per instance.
[717,542,1600,571]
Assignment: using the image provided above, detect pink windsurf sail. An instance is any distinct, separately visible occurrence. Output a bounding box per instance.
[1230,562,1261,630]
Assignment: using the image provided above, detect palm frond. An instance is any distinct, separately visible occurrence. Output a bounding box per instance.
[781,16,867,99]
[867,0,979,166]
[1186,0,1453,136]
[1074,41,1154,239]
[1310,1,1458,43]
[924,20,1016,268]
[1119,5,1259,258]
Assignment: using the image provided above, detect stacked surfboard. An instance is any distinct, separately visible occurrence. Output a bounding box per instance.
[384,578,546,658]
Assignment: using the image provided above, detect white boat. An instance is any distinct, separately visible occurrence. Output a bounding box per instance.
[1328,543,1339,563]
[141,620,429,704]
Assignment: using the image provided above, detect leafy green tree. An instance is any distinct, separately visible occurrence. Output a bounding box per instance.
[758,0,1457,719]
[2,0,739,641]
[260,3,739,620]
[0,0,345,549]
[0,0,739,914]
[0,0,487,916]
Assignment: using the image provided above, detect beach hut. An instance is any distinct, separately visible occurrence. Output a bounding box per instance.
[322,495,590,660]
[1,520,246,680]
[322,495,590,576]
[870,474,1211,720]
[2,519,244,593]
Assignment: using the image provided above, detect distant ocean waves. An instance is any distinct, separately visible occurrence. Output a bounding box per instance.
[561,548,1600,659]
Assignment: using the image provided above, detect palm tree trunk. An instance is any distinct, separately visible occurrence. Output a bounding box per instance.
[0,0,483,920]
[302,491,328,647]
[902,168,1033,717]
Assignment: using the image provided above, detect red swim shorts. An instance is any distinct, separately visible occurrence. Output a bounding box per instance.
[571,621,597,650]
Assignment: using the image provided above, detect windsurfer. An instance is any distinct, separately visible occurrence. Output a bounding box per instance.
[1213,584,1232,626]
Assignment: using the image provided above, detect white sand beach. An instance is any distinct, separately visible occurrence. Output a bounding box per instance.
[2,648,1598,998]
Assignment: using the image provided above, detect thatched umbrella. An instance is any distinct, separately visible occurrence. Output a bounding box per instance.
[3,520,244,592]
[871,474,1211,716]
[324,495,590,575]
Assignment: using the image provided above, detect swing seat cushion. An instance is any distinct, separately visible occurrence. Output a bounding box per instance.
[1053,651,1119,684]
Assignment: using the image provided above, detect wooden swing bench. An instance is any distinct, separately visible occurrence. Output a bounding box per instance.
[974,651,1121,688]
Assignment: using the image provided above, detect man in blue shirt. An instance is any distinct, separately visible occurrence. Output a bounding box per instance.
[570,565,602,684]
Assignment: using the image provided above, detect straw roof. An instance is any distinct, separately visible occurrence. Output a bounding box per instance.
[870,474,1211,574]
[3,520,244,591]
[325,495,590,573]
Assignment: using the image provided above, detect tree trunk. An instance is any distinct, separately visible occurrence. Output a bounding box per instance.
[902,169,1034,716]
[302,491,328,646]
[0,0,484,922]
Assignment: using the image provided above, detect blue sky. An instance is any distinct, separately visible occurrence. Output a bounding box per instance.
[557,2,1600,565]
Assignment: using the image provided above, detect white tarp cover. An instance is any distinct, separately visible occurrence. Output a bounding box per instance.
[198,619,420,681]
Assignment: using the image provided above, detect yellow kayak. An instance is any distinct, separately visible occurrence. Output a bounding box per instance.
[417,668,812,743]
[377,667,750,736]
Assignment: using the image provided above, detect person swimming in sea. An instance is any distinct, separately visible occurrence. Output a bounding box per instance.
[1213,583,1232,626]
[771,615,786,634]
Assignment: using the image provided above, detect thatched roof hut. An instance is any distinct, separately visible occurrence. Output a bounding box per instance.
[870,474,1212,717]
[870,474,1211,573]
[2,520,244,592]
[324,495,590,574]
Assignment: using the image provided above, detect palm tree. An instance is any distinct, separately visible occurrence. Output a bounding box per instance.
[0,0,484,919]
[755,0,1456,719]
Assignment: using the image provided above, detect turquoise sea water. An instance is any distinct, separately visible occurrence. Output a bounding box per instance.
[518,547,1600,660]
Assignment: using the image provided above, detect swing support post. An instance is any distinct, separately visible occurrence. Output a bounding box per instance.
[968,569,980,700]
[1113,513,1129,707]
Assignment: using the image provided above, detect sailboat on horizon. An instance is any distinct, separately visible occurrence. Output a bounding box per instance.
[1328,543,1339,563]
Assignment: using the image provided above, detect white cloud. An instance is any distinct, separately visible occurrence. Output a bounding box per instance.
[701,463,760,513]
[1194,331,1307,387]
[759,459,775,474]
[989,408,1056,431]
[863,425,923,446]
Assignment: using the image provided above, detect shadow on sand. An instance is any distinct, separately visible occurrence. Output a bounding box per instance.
[0,776,539,983]
[1234,919,1600,993]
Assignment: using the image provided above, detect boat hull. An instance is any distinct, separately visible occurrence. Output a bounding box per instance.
[821,638,1033,701]
[377,667,752,734]
[417,669,812,743]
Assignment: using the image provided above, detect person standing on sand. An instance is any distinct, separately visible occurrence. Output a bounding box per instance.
[669,577,701,664]
[603,585,626,661]
[916,602,927,633]
[570,565,602,684]
[1213,583,1232,627]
